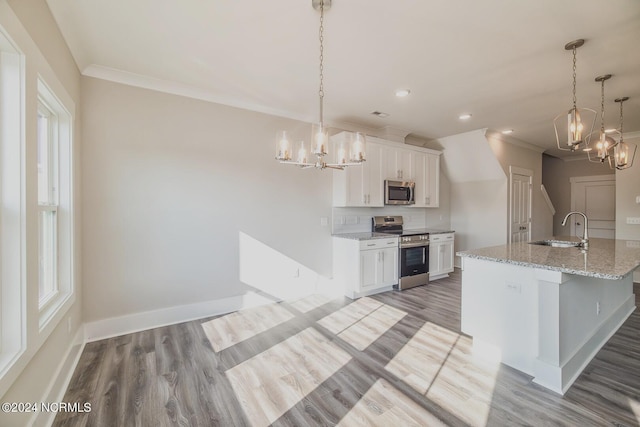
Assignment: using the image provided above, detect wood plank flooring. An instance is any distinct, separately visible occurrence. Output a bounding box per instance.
[54,270,640,426]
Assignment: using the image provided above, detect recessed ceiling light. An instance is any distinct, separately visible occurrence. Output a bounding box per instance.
[459,113,472,120]
[604,128,617,133]
[501,129,514,135]
[395,89,411,97]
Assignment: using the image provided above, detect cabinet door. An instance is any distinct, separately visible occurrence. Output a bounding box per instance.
[385,146,414,180]
[380,247,399,286]
[364,143,384,207]
[412,152,427,207]
[429,241,441,274]
[345,165,367,206]
[425,153,440,207]
[411,152,440,207]
[360,249,380,289]
[442,241,454,273]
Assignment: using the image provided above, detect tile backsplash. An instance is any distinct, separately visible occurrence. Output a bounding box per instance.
[332,207,432,234]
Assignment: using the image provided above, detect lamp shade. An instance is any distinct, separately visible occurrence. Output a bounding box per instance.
[275,130,292,161]
[350,132,367,163]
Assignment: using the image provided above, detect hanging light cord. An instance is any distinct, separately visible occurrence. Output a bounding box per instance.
[600,79,605,132]
[318,1,325,126]
[619,99,624,143]
[572,46,578,109]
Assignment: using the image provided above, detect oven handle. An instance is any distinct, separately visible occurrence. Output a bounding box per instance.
[400,241,430,249]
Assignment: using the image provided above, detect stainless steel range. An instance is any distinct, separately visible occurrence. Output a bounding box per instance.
[372,216,429,290]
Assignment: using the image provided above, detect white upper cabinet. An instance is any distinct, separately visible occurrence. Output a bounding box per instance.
[332,133,440,208]
[384,146,415,181]
[332,137,384,207]
[413,152,440,208]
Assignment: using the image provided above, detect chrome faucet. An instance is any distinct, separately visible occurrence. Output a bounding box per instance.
[561,211,589,249]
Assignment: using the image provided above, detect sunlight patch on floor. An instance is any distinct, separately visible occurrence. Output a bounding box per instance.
[225,327,352,427]
[385,321,500,427]
[201,303,294,352]
[628,397,640,423]
[318,297,407,351]
[337,378,447,426]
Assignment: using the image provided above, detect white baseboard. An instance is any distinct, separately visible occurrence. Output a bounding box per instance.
[31,327,86,427]
[83,291,278,343]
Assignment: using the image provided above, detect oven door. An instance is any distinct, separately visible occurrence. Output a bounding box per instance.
[398,243,429,290]
[400,243,429,277]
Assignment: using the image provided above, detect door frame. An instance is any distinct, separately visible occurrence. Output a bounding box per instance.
[509,166,533,243]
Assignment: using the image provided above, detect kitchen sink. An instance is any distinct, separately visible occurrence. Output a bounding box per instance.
[529,240,581,248]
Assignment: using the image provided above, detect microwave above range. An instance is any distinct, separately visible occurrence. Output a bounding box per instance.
[384,180,415,205]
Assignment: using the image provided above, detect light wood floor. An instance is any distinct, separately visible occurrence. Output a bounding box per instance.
[54,270,640,426]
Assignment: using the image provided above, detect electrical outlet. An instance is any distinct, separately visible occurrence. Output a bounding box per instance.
[636,195,640,204]
[626,240,640,248]
[67,316,72,333]
[320,217,328,226]
[596,301,601,315]
[626,217,640,225]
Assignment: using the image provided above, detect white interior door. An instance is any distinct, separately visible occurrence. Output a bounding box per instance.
[570,176,616,239]
[510,167,532,243]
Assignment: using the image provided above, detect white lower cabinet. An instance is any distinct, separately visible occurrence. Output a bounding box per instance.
[429,233,454,280]
[333,237,398,299]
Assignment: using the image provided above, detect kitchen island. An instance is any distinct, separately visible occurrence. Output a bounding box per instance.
[457,237,640,394]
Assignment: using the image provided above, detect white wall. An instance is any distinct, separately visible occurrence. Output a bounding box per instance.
[486,132,553,241]
[615,134,640,282]
[81,77,336,326]
[450,179,508,252]
[433,130,551,264]
[615,135,640,240]
[433,130,508,261]
[0,1,83,425]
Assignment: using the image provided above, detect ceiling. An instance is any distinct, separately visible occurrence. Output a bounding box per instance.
[46,0,640,158]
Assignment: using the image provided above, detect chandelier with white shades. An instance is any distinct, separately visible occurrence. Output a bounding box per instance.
[274,0,366,170]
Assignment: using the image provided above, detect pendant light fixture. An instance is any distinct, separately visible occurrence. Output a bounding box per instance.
[611,97,636,170]
[275,0,366,170]
[586,74,617,163]
[553,39,596,152]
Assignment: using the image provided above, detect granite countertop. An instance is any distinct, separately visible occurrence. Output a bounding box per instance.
[419,228,455,235]
[332,232,398,241]
[333,229,454,241]
[457,236,640,280]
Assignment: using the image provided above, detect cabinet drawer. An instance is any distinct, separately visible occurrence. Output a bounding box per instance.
[360,237,398,250]
[430,233,454,243]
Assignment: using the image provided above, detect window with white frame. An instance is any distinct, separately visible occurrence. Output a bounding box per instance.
[36,78,74,330]
[37,99,59,306]
[0,27,24,376]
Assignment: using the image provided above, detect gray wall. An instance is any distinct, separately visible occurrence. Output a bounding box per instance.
[542,155,615,235]
[81,77,337,322]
